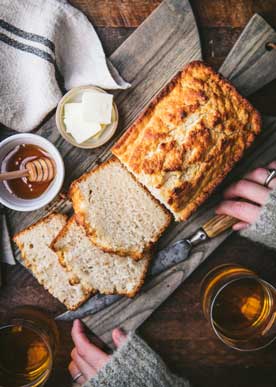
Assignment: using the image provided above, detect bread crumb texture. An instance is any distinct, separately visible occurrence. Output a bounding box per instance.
[13,214,89,310]
[112,61,261,221]
[70,158,171,259]
[53,217,150,297]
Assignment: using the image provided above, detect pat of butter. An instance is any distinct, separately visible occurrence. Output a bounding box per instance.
[82,91,113,124]
[64,103,102,144]
[64,103,81,121]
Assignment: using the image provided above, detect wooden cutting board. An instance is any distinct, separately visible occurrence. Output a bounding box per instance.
[81,13,276,346]
[7,1,276,343]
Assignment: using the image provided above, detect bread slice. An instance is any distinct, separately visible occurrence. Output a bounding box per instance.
[13,213,90,310]
[52,216,150,297]
[69,157,171,260]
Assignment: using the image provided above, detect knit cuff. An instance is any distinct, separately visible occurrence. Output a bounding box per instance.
[240,189,276,250]
[83,332,190,387]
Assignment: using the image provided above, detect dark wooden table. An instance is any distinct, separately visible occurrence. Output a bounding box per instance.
[1,1,276,386]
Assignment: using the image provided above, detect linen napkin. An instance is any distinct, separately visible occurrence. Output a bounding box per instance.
[0,0,130,132]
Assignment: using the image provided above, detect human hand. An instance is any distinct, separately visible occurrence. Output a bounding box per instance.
[216,162,276,231]
[69,319,127,385]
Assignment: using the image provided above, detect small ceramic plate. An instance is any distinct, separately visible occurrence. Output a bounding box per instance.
[56,86,119,149]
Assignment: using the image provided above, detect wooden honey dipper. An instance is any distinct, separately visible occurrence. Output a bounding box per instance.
[0,157,56,183]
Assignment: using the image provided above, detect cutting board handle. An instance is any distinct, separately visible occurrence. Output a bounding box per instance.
[219,13,276,96]
[202,214,238,239]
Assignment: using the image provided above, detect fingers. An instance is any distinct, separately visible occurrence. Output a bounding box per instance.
[217,161,276,227]
[268,161,276,170]
[68,361,86,385]
[216,200,261,224]
[266,161,276,189]
[223,179,270,205]
[244,167,269,186]
[232,221,249,231]
[112,328,128,348]
[71,319,110,371]
[71,348,97,380]
[245,166,276,189]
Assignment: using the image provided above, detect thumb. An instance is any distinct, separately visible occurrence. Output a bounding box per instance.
[71,319,91,351]
[71,319,109,370]
[112,328,128,348]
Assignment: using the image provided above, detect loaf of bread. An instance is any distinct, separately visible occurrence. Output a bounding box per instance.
[13,213,90,310]
[112,61,261,221]
[69,157,171,259]
[52,216,150,297]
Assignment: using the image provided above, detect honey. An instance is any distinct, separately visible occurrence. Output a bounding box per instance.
[1,144,53,199]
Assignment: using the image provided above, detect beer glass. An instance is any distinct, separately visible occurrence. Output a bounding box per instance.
[201,264,276,351]
[0,306,59,387]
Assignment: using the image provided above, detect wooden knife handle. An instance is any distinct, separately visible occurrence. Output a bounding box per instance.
[202,214,238,239]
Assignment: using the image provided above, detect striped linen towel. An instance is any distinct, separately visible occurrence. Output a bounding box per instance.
[0,0,130,132]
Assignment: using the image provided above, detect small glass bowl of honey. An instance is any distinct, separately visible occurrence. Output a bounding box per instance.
[0,134,64,211]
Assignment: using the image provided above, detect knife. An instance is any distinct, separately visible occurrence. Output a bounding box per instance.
[56,214,236,321]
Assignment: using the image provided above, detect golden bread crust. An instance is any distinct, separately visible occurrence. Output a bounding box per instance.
[112,61,261,221]
[13,213,68,244]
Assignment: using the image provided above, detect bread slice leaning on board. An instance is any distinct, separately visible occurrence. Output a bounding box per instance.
[52,216,151,297]
[13,213,90,310]
[112,61,261,221]
[69,157,171,260]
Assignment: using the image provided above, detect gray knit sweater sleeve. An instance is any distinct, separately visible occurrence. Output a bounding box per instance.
[83,332,190,387]
[241,189,276,249]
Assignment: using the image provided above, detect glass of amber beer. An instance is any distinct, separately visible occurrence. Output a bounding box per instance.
[201,264,276,351]
[0,306,59,387]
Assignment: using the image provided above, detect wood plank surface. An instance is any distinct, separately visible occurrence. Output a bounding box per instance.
[69,0,276,28]
[1,1,276,387]
[139,234,276,387]
[192,0,276,28]
[69,0,161,27]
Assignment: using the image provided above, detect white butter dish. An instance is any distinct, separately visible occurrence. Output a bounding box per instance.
[56,86,118,149]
